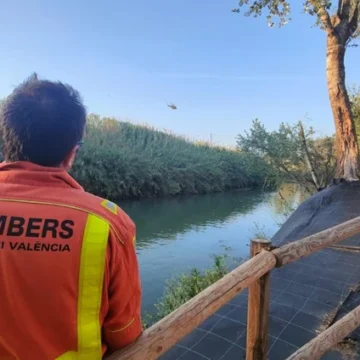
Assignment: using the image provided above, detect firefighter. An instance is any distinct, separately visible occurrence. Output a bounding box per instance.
[0,74,142,359]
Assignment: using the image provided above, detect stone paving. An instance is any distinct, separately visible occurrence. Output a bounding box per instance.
[160,249,360,360]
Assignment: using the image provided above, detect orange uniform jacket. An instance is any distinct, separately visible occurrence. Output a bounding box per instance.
[0,162,142,360]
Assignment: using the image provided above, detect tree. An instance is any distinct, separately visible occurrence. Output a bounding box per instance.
[232,0,360,180]
[237,119,336,192]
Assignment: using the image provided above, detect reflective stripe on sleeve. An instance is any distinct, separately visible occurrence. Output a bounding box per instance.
[56,214,109,360]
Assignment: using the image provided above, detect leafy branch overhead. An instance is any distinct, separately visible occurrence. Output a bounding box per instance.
[232,0,360,42]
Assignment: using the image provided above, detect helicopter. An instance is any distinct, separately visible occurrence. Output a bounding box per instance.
[167,103,177,110]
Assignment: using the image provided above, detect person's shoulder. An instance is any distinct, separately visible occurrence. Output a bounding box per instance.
[72,191,135,244]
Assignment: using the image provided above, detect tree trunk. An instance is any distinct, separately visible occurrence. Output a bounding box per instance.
[299,121,321,189]
[326,34,359,180]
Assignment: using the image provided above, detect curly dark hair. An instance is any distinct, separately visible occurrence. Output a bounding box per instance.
[0,73,86,166]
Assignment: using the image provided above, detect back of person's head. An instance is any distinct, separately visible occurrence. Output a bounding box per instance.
[0,73,86,167]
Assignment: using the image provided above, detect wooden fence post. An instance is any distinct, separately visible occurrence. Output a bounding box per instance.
[246,239,272,360]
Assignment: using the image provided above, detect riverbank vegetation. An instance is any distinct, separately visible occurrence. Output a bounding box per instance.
[71,114,276,200]
[237,120,336,193]
[142,255,229,327]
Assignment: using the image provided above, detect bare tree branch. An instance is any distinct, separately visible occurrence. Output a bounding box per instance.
[338,0,351,21]
[338,0,343,14]
[337,0,360,42]
[299,122,320,189]
[348,2,360,35]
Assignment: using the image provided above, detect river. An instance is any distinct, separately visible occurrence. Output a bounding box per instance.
[119,184,306,314]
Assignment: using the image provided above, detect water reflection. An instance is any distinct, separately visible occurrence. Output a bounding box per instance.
[269,184,309,216]
[120,189,266,248]
[118,184,304,313]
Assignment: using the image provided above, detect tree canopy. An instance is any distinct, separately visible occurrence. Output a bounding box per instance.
[232,0,360,43]
[237,119,336,192]
[232,0,360,180]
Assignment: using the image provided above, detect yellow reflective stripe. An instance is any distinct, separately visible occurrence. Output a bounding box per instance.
[55,214,109,360]
[78,215,109,357]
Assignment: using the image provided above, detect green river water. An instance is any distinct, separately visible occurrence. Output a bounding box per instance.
[119,184,305,314]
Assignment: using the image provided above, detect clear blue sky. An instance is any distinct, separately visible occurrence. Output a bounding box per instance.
[0,0,359,146]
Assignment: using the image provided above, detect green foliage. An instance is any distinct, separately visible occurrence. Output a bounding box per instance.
[251,222,270,239]
[232,0,359,41]
[71,115,275,200]
[142,255,229,328]
[237,119,336,192]
[232,0,292,27]
[232,0,332,28]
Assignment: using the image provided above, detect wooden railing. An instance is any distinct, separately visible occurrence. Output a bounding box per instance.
[106,215,360,360]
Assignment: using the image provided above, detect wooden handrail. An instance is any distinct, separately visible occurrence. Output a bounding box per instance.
[272,215,360,267]
[106,250,276,360]
[286,304,360,360]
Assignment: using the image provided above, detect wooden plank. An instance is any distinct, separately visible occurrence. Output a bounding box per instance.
[106,250,277,360]
[272,215,360,266]
[286,304,360,360]
[246,239,271,360]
